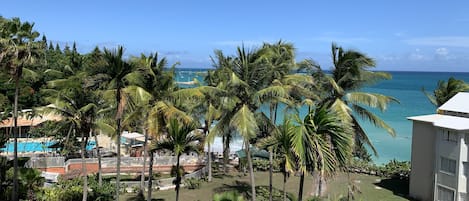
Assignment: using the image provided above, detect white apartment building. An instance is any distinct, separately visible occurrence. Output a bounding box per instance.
[408,92,469,201]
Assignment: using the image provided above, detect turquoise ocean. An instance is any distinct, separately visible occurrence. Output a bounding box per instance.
[175,69,469,164]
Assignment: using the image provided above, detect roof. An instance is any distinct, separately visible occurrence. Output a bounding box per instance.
[0,114,61,128]
[408,114,469,131]
[438,92,469,114]
[121,131,145,141]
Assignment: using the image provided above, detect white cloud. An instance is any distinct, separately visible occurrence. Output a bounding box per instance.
[435,47,448,56]
[407,48,428,61]
[404,36,469,47]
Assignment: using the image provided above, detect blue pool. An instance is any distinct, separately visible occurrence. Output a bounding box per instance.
[0,141,96,153]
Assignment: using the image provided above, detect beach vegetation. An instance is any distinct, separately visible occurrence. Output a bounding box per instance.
[422,76,469,106]
[0,16,412,201]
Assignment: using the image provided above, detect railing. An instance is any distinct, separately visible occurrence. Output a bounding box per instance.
[25,157,65,168]
[27,154,204,169]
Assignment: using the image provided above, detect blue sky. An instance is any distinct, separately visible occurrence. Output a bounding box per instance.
[2,0,469,72]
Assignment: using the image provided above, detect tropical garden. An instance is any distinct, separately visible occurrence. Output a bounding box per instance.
[1,16,468,201]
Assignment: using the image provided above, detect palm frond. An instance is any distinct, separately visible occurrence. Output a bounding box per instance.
[230,104,258,140]
[346,92,399,111]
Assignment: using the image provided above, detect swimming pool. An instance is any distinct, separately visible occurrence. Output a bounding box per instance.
[0,141,96,153]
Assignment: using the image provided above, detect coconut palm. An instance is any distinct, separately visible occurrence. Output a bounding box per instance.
[172,86,224,182]
[422,77,469,107]
[19,168,45,201]
[0,17,41,201]
[126,52,181,200]
[292,105,354,201]
[101,46,134,200]
[43,70,98,201]
[258,116,297,201]
[151,118,203,201]
[315,43,398,158]
[208,43,299,201]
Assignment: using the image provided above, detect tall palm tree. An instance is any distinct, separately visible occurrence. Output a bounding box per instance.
[316,43,398,158]
[292,105,354,201]
[102,46,134,200]
[151,118,203,201]
[422,77,469,107]
[208,44,298,201]
[0,17,41,201]
[43,70,98,201]
[126,52,179,200]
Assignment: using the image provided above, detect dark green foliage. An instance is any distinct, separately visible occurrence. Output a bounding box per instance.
[252,159,280,172]
[38,175,116,201]
[213,191,245,201]
[184,177,203,189]
[0,167,44,201]
[255,186,295,201]
[170,165,186,177]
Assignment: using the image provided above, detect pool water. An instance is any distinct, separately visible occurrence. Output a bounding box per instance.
[0,141,96,153]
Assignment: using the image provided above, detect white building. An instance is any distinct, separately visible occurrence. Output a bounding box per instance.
[408,92,469,201]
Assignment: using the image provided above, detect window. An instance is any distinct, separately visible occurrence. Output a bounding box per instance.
[440,157,456,174]
[464,162,469,177]
[437,186,454,201]
[443,130,458,143]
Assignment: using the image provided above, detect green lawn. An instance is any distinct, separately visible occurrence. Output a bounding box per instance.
[121,171,412,201]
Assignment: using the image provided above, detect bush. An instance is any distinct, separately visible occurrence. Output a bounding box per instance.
[184,177,203,189]
[252,159,280,172]
[213,191,245,201]
[170,165,186,177]
[255,186,295,201]
[38,175,116,201]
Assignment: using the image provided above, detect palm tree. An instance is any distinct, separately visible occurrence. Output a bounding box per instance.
[126,52,187,200]
[208,43,305,201]
[315,43,398,158]
[258,116,297,201]
[0,17,41,201]
[422,77,469,106]
[19,168,45,201]
[43,70,98,201]
[102,46,134,200]
[292,105,354,201]
[151,118,203,201]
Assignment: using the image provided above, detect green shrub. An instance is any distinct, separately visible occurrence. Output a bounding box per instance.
[184,177,203,189]
[213,191,245,201]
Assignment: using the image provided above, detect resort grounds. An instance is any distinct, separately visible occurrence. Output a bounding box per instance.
[122,171,413,201]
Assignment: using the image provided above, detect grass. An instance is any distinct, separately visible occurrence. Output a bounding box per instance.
[121,171,412,201]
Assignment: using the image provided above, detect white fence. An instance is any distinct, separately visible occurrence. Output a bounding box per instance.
[26,155,204,169]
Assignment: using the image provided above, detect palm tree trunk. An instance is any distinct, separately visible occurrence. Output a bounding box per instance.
[93,130,102,187]
[268,104,274,201]
[175,154,181,201]
[115,118,122,201]
[298,172,305,201]
[12,77,19,201]
[140,126,148,195]
[282,170,287,201]
[147,151,154,201]
[207,142,212,182]
[204,121,212,182]
[223,135,229,174]
[81,130,88,201]
[317,171,323,197]
[268,147,273,201]
[245,141,256,201]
